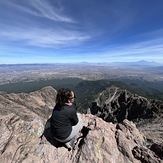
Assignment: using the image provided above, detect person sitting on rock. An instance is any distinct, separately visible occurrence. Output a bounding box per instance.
[50,88,83,150]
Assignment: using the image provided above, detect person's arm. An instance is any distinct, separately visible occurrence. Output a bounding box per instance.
[69,107,79,126]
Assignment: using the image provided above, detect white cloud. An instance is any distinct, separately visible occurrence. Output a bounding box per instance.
[0,0,90,48]
[3,0,75,23]
[0,27,90,48]
[101,38,163,57]
[29,0,76,23]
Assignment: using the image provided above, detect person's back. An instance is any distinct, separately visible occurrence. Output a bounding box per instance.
[50,88,83,149]
[51,104,78,140]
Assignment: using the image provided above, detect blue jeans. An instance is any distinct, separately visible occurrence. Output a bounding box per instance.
[55,117,83,143]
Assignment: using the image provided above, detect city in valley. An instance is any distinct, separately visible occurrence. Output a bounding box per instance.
[0,61,163,85]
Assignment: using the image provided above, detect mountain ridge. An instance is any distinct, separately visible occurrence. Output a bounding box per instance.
[0,86,162,162]
[88,85,163,144]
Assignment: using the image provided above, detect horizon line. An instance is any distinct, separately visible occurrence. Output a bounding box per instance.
[0,60,163,65]
[0,60,163,66]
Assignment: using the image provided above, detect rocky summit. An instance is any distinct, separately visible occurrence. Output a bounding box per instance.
[89,86,163,145]
[0,86,162,163]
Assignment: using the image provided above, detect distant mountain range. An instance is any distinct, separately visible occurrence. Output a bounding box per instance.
[0,60,162,67]
[112,60,162,67]
[68,60,163,67]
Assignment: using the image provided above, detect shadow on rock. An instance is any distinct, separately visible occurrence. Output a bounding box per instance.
[40,118,63,148]
[41,117,92,151]
[77,126,91,148]
[150,143,163,160]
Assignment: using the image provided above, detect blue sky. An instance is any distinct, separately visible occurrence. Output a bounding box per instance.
[0,0,163,64]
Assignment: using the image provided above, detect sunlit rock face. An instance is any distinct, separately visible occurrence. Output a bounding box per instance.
[89,86,163,144]
[90,86,163,122]
[0,86,57,121]
[0,87,162,163]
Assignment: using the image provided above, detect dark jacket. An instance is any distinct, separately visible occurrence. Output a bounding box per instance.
[50,104,78,140]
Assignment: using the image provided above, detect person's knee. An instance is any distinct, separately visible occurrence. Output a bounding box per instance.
[78,117,83,130]
[78,117,83,124]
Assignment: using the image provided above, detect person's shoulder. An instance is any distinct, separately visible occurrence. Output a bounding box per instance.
[64,105,75,112]
[53,104,62,111]
[53,104,58,109]
[64,105,72,109]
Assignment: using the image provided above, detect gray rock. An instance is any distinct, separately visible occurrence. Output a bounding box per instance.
[90,86,163,144]
[0,87,162,163]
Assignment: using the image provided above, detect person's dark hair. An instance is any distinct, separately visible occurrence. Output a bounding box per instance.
[56,88,74,107]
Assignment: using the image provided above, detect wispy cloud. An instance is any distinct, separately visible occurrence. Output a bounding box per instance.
[78,36,163,63]
[0,0,163,63]
[0,26,90,48]
[102,38,163,58]
[133,29,163,42]
[0,0,90,48]
[4,0,75,23]
[92,28,163,59]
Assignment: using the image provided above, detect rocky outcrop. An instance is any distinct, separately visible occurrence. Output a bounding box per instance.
[89,86,163,123]
[89,86,163,144]
[0,86,162,162]
[0,86,57,121]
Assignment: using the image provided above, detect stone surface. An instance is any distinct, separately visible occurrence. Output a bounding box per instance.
[0,86,57,121]
[0,86,162,163]
[89,86,163,144]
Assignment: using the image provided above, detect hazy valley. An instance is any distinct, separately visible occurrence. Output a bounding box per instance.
[0,61,163,86]
[0,61,163,102]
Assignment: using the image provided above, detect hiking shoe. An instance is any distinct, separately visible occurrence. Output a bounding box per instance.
[65,142,72,150]
[65,136,77,150]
